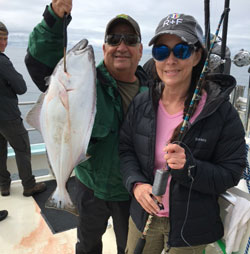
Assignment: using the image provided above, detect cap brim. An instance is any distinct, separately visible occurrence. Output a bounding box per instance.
[148,30,198,46]
[0,31,8,36]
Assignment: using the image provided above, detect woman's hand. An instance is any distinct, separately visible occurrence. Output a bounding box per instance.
[52,0,72,18]
[164,143,186,170]
[134,183,162,215]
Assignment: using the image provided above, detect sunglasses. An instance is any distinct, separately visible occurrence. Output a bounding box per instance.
[105,34,140,46]
[152,43,196,61]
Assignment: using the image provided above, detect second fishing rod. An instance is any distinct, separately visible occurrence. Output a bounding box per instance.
[133,8,229,254]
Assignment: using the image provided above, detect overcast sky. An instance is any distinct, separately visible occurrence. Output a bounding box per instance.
[1,0,250,53]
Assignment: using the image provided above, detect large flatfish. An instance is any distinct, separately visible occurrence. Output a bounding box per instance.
[26,39,96,215]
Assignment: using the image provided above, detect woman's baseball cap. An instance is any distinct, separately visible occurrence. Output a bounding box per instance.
[149,13,203,46]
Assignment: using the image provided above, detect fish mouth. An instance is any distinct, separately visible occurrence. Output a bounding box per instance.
[69,39,92,55]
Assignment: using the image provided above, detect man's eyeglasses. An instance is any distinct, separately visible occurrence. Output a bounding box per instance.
[105,34,140,46]
[152,43,196,61]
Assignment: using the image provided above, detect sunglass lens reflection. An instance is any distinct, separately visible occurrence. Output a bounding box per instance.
[106,34,139,46]
[153,44,194,61]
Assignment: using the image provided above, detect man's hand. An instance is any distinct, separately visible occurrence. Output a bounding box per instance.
[134,183,162,215]
[52,0,72,18]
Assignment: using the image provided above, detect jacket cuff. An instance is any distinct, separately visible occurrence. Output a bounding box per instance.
[43,5,56,28]
[42,4,72,31]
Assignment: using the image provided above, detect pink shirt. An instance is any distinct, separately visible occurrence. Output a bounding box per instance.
[154,91,207,217]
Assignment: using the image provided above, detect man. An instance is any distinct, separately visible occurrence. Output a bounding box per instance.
[25,0,149,253]
[0,210,8,221]
[0,21,46,197]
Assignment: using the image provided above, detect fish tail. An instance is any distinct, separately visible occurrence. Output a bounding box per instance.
[45,187,78,216]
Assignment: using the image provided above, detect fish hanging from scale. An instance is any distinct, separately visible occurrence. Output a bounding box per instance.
[26,39,97,215]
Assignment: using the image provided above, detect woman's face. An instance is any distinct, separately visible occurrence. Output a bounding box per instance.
[154,34,201,90]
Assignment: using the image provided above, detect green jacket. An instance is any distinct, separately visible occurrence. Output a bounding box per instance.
[75,61,148,201]
[25,4,149,201]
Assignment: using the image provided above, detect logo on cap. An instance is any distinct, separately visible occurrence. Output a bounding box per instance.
[163,13,183,27]
[116,14,129,20]
[170,13,181,19]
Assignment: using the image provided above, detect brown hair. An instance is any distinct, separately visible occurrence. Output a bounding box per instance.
[0,21,8,35]
[170,42,207,142]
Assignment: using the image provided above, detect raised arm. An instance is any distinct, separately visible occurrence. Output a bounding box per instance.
[24,0,72,92]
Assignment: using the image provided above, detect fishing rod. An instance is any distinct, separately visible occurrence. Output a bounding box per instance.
[178,7,229,141]
[220,0,230,74]
[204,0,211,51]
[245,68,250,136]
[133,8,229,254]
[63,13,67,73]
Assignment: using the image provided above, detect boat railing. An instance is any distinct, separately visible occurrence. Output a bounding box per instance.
[7,101,49,175]
[230,84,250,137]
[9,93,250,178]
[11,89,250,156]
[8,100,46,156]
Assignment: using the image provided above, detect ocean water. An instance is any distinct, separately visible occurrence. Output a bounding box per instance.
[4,45,250,144]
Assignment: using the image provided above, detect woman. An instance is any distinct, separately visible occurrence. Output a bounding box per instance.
[119,13,246,254]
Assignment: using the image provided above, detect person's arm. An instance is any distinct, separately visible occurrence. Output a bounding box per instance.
[119,99,160,215]
[119,99,148,193]
[0,54,27,95]
[25,0,72,92]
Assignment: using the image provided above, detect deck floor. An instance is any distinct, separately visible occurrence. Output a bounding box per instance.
[0,176,117,254]
[1,176,249,254]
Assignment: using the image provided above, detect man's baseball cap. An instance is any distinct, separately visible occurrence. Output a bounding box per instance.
[148,13,203,46]
[0,21,8,35]
[105,14,141,41]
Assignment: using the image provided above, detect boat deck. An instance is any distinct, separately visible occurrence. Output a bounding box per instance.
[0,175,117,254]
[1,141,250,254]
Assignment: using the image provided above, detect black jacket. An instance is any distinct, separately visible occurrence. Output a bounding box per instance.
[119,73,246,247]
[0,52,27,120]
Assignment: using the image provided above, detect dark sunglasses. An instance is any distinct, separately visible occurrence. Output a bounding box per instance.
[105,34,140,46]
[152,43,196,61]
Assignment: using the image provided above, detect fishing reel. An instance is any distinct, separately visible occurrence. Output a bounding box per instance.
[208,53,226,72]
[232,49,250,67]
[207,49,250,73]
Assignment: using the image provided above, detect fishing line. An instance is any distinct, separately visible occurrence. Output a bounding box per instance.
[172,141,196,254]
[63,12,67,73]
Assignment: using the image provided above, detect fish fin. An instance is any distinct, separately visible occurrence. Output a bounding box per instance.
[59,89,69,110]
[26,93,45,132]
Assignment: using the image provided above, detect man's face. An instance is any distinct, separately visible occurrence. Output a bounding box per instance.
[103,23,142,82]
[0,33,8,53]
